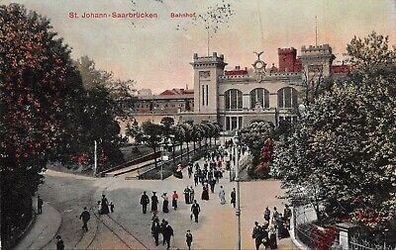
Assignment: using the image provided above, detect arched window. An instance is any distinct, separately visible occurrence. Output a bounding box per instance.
[277,87,298,109]
[250,88,269,109]
[224,89,243,110]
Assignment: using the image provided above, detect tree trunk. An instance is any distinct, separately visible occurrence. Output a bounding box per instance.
[193,140,196,152]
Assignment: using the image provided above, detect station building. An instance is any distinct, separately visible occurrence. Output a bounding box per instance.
[131,44,350,131]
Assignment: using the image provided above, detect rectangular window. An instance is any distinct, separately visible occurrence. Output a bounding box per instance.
[278,90,283,108]
[238,117,243,129]
[206,85,209,106]
[285,88,291,108]
[231,117,237,130]
[226,117,230,131]
[202,85,205,106]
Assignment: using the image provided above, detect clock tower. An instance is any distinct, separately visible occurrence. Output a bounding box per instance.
[191,52,227,122]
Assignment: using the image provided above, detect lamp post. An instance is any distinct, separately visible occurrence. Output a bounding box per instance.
[233,133,242,250]
[93,140,97,176]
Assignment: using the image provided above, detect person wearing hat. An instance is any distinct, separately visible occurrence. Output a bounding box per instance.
[151,192,159,213]
[161,193,169,213]
[191,200,201,223]
[56,235,64,250]
[79,207,91,232]
[162,221,174,250]
[100,194,109,214]
[172,191,178,210]
[185,229,193,250]
[140,191,150,214]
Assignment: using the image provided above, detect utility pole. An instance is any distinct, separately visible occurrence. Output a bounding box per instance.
[94,140,97,176]
[234,136,242,250]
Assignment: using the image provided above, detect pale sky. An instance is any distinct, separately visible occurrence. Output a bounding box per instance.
[4,0,396,93]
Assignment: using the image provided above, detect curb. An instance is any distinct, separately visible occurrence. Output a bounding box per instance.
[14,202,62,250]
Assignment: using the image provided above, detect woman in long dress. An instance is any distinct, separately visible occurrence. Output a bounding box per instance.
[161,193,169,213]
[101,194,110,214]
[218,186,226,205]
[201,184,209,201]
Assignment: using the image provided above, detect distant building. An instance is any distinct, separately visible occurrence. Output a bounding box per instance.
[137,88,153,96]
[130,44,350,131]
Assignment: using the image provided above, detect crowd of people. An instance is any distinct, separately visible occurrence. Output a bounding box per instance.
[137,146,238,249]
[251,205,292,249]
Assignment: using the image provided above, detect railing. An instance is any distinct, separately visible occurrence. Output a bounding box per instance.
[349,237,394,250]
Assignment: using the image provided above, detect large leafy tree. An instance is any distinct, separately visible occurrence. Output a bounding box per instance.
[0,4,84,247]
[272,33,396,240]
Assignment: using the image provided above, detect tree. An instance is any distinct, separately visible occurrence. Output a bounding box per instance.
[239,121,275,178]
[181,123,193,161]
[141,121,163,168]
[272,33,396,239]
[0,4,85,247]
[192,123,204,151]
[173,124,185,161]
[161,117,174,136]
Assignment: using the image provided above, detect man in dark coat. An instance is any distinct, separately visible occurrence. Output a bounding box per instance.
[185,229,193,250]
[56,235,64,250]
[162,221,174,250]
[184,187,190,204]
[151,218,161,246]
[79,207,90,232]
[101,195,109,214]
[191,200,201,223]
[230,188,236,208]
[151,192,158,213]
[140,191,150,214]
[252,221,265,250]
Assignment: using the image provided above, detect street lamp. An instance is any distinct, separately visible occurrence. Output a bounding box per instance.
[233,132,242,250]
[93,140,97,176]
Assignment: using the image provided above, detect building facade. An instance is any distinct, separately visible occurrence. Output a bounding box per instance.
[131,44,349,131]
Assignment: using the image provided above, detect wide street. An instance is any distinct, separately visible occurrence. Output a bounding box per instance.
[39,153,295,249]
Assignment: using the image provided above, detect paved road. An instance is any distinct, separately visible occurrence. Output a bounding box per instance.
[39,152,295,249]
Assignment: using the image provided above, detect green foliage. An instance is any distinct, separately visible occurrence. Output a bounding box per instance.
[0,3,82,247]
[239,121,275,178]
[272,33,396,234]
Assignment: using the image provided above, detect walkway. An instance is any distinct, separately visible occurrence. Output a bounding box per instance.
[14,198,61,250]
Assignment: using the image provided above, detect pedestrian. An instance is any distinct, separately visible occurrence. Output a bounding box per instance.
[191,200,201,223]
[37,195,43,214]
[272,207,279,228]
[160,219,167,245]
[201,184,209,201]
[151,192,158,213]
[97,201,101,214]
[252,221,261,250]
[186,229,193,250]
[264,207,271,222]
[230,188,236,208]
[268,224,277,249]
[79,207,90,232]
[162,221,174,250]
[161,193,169,213]
[283,204,292,229]
[56,235,64,250]
[184,186,190,204]
[140,191,150,214]
[189,186,195,204]
[151,218,161,246]
[194,173,199,186]
[209,178,216,193]
[172,191,178,210]
[219,186,226,205]
[109,202,115,213]
[100,194,110,215]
